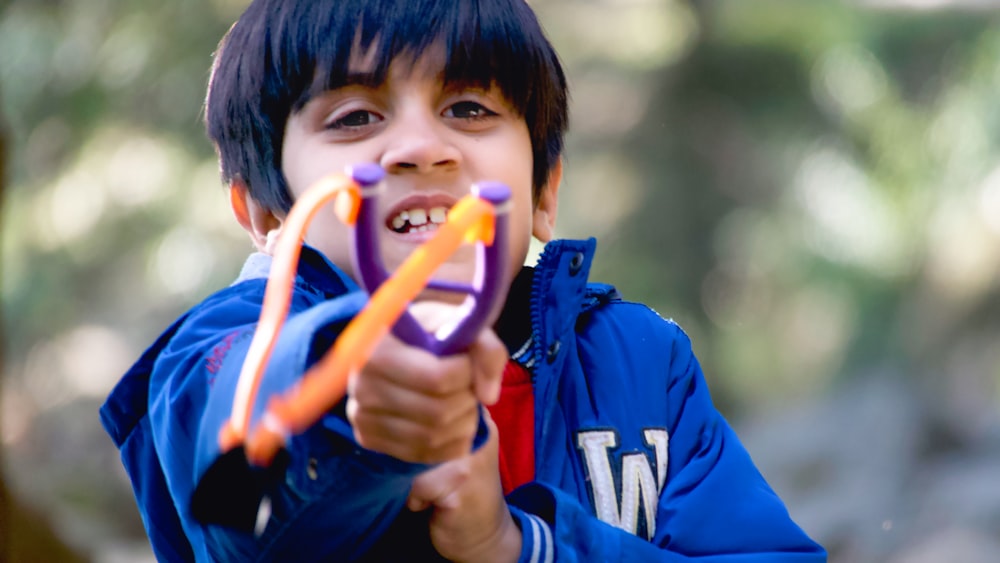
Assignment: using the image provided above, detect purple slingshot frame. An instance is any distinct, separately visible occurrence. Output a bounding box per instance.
[348,163,510,355]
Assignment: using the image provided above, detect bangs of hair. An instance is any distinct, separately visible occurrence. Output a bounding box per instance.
[299,1,547,117]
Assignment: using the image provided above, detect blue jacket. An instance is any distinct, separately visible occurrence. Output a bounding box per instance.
[101,238,825,561]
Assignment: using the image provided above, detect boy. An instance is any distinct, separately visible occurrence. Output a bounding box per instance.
[101,0,826,561]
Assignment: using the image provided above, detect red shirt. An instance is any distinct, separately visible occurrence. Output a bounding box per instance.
[486,360,535,495]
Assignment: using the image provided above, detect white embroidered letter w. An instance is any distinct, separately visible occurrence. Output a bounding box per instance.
[576,429,669,540]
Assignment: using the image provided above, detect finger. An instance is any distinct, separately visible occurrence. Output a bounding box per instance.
[349,407,479,463]
[365,335,474,396]
[350,366,479,426]
[469,329,507,405]
[407,457,472,511]
[350,391,479,436]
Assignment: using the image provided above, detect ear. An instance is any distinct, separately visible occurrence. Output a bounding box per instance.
[531,159,562,243]
[230,179,283,253]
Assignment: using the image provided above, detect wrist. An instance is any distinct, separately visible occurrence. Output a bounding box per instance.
[456,507,522,563]
[491,509,523,563]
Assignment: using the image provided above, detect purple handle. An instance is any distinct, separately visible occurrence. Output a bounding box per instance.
[348,163,509,355]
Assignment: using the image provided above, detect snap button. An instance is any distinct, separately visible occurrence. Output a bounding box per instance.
[546,341,561,363]
[568,252,585,276]
[307,458,319,480]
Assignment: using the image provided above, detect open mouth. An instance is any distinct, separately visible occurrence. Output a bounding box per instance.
[388,205,449,234]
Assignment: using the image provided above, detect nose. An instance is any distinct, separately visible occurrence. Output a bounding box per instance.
[380,107,461,175]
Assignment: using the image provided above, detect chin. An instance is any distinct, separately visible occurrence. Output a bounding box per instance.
[412,288,471,307]
[385,244,477,281]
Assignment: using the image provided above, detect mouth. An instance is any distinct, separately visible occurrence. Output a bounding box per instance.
[388,205,449,234]
[385,195,456,236]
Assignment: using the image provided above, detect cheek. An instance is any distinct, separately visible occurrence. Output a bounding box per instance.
[281,132,346,198]
[304,208,354,263]
[283,157,327,199]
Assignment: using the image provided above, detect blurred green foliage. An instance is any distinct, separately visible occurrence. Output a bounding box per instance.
[2,0,999,560]
[538,0,1000,416]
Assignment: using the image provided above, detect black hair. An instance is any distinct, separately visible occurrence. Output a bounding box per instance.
[205,0,569,212]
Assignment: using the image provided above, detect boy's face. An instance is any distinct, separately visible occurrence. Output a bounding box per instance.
[269,46,560,301]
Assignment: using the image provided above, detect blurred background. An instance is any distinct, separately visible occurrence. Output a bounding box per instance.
[2,0,999,561]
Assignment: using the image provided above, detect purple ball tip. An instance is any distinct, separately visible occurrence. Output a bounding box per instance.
[350,163,385,187]
[474,182,511,205]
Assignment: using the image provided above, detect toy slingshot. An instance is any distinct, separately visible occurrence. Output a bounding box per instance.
[220,163,510,467]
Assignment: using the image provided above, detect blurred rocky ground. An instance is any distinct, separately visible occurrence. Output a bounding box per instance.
[745,372,1000,563]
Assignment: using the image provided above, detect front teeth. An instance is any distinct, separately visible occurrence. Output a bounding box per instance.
[391,206,448,233]
[429,207,447,224]
[409,209,428,226]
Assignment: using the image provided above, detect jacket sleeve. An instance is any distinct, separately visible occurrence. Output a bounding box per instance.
[504,314,826,562]
[146,283,432,560]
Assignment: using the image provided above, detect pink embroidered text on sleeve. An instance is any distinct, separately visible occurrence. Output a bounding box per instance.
[206,332,240,376]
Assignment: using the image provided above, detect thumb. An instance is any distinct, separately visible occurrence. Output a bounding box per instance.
[407,458,472,512]
[469,329,507,405]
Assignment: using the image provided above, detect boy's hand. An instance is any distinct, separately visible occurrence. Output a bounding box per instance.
[407,413,522,563]
[345,307,506,464]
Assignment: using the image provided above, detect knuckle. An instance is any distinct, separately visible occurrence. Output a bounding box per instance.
[345,397,360,424]
[424,409,449,429]
[424,374,451,397]
[453,458,472,480]
[406,361,443,393]
[431,398,475,430]
[426,364,466,395]
[348,378,374,404]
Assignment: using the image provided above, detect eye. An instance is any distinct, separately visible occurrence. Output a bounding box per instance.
[326,110,381,130]
[445,101,498,120]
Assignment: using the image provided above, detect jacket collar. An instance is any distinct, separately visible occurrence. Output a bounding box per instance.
[526,238,599,370]
[234,244,360,298]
